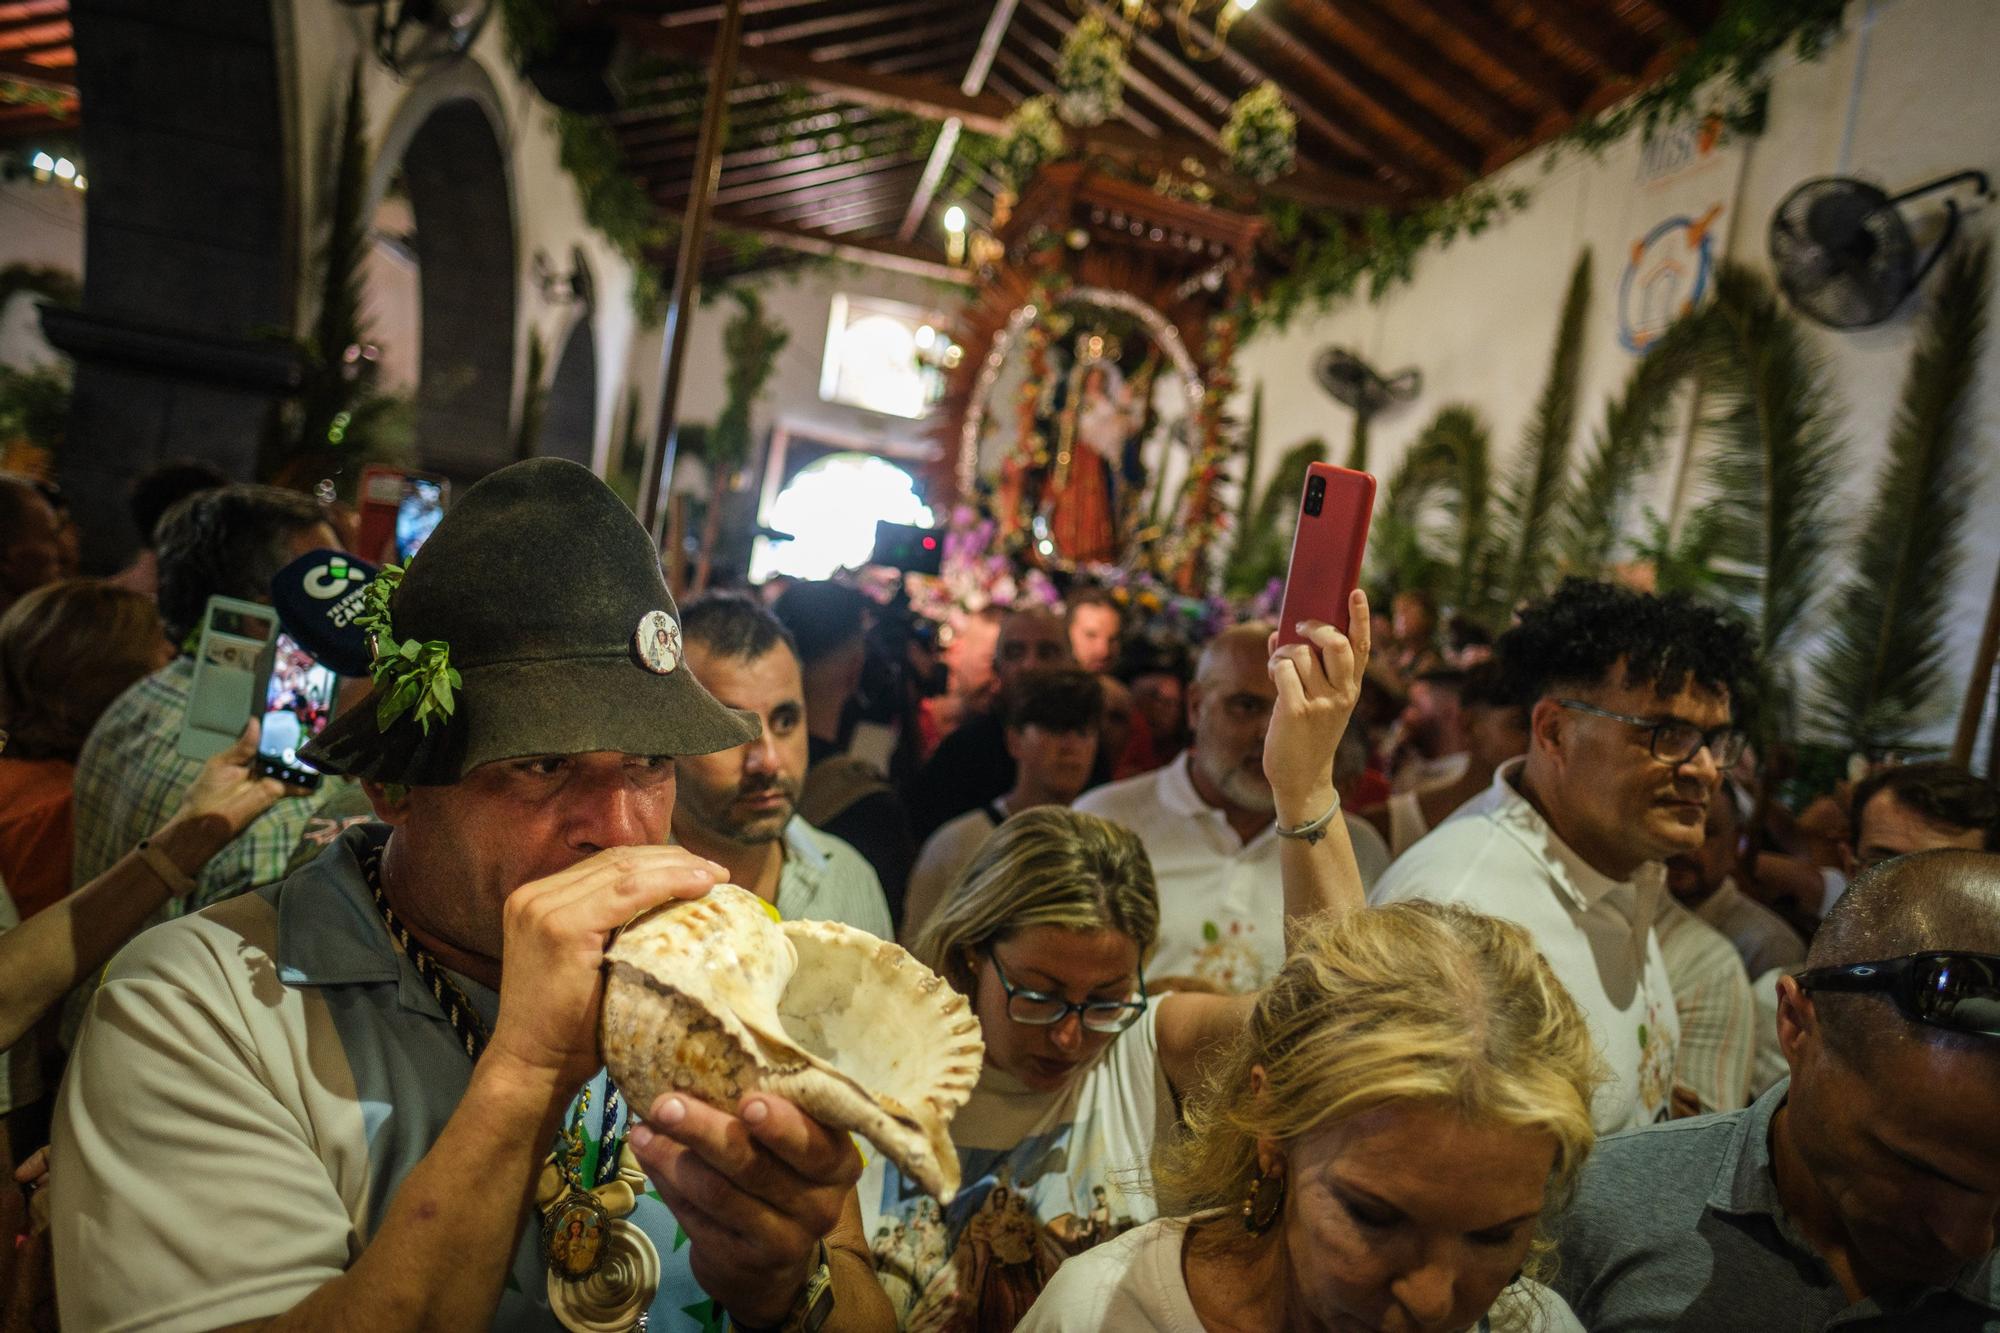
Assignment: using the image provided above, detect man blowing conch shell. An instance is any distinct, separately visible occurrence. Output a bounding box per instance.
[51,458,895,1333]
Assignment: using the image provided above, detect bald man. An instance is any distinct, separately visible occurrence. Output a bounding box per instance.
[1557,849,2000,1330]
[1075,623,1390,992]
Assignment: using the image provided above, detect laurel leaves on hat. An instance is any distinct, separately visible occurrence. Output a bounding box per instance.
[352,564,463,735]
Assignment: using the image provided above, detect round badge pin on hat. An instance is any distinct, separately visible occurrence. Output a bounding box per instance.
[634,610,681,675]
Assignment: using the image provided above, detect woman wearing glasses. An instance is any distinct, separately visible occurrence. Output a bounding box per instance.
[860,597,1374,1331]
[1019,903,1601,1333]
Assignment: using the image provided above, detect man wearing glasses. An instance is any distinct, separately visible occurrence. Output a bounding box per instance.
[1372,578,1756,1132]
[1555,848,2000,1329]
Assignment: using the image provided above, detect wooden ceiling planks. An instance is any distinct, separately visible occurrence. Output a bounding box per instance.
[0,0,1717,282]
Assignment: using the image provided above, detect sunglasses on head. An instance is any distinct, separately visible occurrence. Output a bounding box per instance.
[1796,951,2000,1039]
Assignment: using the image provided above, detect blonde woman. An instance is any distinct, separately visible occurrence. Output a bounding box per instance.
[861,595,1372,1331]
[1018,903,1603,1332]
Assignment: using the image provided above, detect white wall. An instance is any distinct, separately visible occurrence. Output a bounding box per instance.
[0,177,83,369]
[279,1,642,472]
[630,263,963,473]
[1242,0,2000,748]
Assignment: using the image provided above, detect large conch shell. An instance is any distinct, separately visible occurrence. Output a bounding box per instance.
[601,885,984,1201]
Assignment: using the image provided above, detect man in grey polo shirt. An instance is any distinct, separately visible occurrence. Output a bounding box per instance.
[52,460,890,1332]
[1555,848,2000,1330]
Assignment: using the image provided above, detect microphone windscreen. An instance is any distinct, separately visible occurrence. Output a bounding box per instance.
[270,549,379,678]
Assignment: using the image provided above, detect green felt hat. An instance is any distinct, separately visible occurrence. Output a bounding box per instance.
[304,458,757,785]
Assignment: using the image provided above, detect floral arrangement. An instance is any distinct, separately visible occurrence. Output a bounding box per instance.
[1078,563,1239,644]
[1055,15,1127,128]
[998,96,1067,189]
[1222,82,1297,184]
[906,507,1063,624]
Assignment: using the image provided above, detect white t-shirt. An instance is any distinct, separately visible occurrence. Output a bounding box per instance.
[859,1000,1172,1331]
[1075,754,1388,992]
[1018,1212,1587,1332]
[1370,761,1680,1132]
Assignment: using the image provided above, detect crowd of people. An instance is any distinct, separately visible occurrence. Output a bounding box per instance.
[1,454,1997,1332]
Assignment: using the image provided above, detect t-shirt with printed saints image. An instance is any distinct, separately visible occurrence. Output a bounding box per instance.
[859,999,1174,1332]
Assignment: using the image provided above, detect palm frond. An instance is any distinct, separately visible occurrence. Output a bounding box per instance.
[1225,433,1326,597]
[1368,423,1453,601]
[1232,381,1265,540]
[1697,262,1846,745]
[1346,411,1369,473]
[1494,249,1592,610]
[1812,239,1991,752]
[1433,406,1493,614]
[1368,405,1492,612]
[1558,305,1707,575]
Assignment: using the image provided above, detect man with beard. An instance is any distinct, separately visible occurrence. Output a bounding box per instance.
[673,593,892,937]
[1372,579,1755,1132]
[1556,849,2000,1330]
[1075,620,1391,993]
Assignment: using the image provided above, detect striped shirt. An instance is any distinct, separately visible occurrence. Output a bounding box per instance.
[1653,898,1755,1113]
[777,815,893,939]
[71,656,328,912]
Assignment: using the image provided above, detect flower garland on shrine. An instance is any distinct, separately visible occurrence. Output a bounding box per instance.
[1158,311,1241,593]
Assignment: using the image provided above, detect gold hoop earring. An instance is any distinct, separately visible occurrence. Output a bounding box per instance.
[1240,1171,1285,1234]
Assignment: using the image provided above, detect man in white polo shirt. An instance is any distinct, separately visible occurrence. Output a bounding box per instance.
[1076,621,1390,992]
[1371,579,1755,1132]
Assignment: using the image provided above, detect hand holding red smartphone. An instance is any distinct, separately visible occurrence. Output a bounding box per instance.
[1275,463,1376,647]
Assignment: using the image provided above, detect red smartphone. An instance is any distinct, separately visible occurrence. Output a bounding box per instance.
[1275,463,1376,647]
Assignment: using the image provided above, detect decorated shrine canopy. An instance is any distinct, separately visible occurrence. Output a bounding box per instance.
[933,163,1264,589]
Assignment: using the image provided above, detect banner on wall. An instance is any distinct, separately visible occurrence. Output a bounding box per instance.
[1613,115,1748,355]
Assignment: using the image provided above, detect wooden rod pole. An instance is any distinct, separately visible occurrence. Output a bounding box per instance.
[1951,552,2000,769]
[638,0,744,543]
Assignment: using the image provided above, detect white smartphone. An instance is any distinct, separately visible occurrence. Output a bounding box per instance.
[179,596,277,761]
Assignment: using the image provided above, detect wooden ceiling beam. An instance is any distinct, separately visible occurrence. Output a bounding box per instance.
[622,18,1406,212]
[662,153,916,207]
[1002,14,1164,138]
[755,188,914,231]
[624,115,907,172]
[1501,0,1652,80]
[1244,7,1483,179]
[615,96,852,151]
[708,211,972,284]
[899,0,1022,242]
[610,79,799,127]
[1391,0,1589,115]
[1017,0,1216,145]
[752,0,944,46]
[0,18,64,48]
[650,0,838,29]
[622,19,1018,134]
[812,12,985,66]
[1231,15,1448,192]
[649,130,919,191]
[1292,0,1533,143]
[0,51,68,89]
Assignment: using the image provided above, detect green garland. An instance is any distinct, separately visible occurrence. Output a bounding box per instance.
[0,80,70,118]
[1557,0,1847,158]
[352,565,463,734]
[1251,184,1528,333]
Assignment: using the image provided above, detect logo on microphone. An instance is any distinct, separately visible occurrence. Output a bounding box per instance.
[302,558,361,600]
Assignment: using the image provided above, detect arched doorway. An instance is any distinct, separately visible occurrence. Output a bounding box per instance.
[541,315,598,468]
[368,64,518,482]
